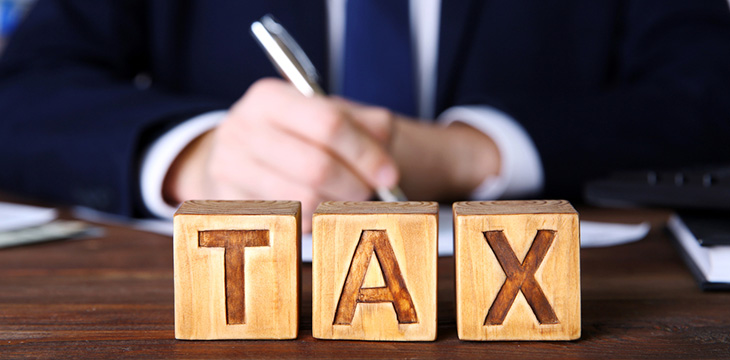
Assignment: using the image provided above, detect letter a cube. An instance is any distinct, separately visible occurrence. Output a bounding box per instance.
[312,201,438,341]
[173,200,300,339]
[454,200,580,340]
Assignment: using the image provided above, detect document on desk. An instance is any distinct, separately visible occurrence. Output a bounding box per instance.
[300,205,650,261]
[668,213,730,289]
[73,205,650,261]
[73,206,175,235]
[0,201,57,231]
[0,202,99,248]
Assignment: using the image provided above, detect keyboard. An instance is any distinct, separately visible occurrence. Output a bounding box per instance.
[584,165,730,210]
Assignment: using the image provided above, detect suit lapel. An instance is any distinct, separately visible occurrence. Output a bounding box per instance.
[262,0,479,109]
[436,0,483,113]
[284,0,329,93]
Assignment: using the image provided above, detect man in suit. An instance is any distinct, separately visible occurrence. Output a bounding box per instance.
[1,0,729,230]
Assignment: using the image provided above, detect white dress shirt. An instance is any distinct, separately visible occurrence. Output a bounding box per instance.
[140,0,544,218]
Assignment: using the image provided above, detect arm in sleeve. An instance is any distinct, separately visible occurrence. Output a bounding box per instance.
[438,106,543,200]
[140,111,225,218]
[0,1,229,216]
[452,0,730,199]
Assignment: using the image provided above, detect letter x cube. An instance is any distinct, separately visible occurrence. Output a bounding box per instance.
[454,200,581,340]
[312,201,438,341]
[173,200,300,340]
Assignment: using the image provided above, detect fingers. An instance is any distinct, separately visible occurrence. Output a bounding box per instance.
[231,78,400,190]
[241,124,373,201]
[178,78,408,233]
[205,146,326,232]
[294,103,398,188]
[329,96,395,145]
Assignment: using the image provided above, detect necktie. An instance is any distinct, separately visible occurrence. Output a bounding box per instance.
[341,0,416,117]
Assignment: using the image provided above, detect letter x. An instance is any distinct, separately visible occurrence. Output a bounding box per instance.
[199,230,270,325]
[483,230,559,325]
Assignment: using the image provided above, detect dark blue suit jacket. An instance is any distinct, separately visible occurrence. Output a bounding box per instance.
[1,0,729,216]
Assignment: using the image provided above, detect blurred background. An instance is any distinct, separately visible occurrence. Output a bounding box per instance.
[0,0,35,53]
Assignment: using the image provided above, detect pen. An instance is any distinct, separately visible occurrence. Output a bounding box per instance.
[250,14,407,202]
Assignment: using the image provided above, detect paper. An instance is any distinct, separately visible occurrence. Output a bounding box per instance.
[0,220,101,248]
[667,214,730,282]
[74,204,650,261]
[0,202,101,248]
[73,206,174,236]
[301,205,651,261]
[0,202,57,231]
[579,220,650,248]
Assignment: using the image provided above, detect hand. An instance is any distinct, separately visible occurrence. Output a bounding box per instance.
[389,117,501,201]
[316,98,501,201]
[164,78,400,232]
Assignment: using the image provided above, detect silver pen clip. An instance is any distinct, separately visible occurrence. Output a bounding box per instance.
[251,14,408,202]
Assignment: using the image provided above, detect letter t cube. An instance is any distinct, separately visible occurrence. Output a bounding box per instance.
[173,200,300,340]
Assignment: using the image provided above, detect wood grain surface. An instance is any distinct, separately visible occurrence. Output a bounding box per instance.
[332,230,418,326]
[482,229,559,326]
[198,230,270,325]
[1,200,729,358]
[454,201,580,340]
[173,200,300,340]
[312,201,438,341]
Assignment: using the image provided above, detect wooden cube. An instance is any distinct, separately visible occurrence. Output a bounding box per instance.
[453,200,580,341]
[173,200,300,340]
[312,201,438,341]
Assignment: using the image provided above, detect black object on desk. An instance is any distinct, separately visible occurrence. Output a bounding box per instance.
[585,166,730,290]
[667,212,730,291]
[676,211,730,246]
[584,165,730,210]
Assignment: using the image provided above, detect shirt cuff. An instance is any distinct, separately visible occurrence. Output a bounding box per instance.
[438,106,544,200]
[139,110,227,218]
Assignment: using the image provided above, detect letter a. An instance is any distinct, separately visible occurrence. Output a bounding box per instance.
[333,230,418,325]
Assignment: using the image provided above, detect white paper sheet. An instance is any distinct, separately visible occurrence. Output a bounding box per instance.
[0,202,57,231]
[580,220,650,248]
[73,206,175,235]
[301,205,651,261]
[73,204,651,261]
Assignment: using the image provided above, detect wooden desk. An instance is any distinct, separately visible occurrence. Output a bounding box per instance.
[1,207,729,358]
